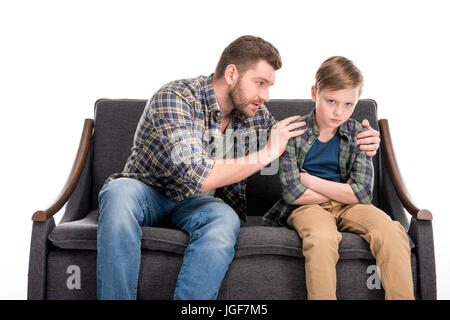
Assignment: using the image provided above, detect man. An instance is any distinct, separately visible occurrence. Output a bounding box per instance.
[96,35,380,299]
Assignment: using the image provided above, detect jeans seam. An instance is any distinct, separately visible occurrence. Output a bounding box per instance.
[173,211,203,298]
[97,204,104,298]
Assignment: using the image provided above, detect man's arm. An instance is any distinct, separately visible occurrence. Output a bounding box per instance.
[201,115,306,192]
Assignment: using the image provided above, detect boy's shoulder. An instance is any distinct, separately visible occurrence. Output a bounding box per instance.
[340,118,367,139]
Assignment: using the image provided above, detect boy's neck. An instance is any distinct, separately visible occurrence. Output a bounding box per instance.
[315,114,339,142]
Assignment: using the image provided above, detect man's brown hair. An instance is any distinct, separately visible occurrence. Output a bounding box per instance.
[315,56,364,96]
[215,35,282,78]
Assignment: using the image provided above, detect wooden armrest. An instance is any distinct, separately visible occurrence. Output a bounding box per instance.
[379,119,432,220]
[32,119,94,221]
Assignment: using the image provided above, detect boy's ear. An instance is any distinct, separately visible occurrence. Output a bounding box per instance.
[311,85,317,102]
[224,64,239,86]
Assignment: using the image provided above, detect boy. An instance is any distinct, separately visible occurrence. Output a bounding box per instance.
[262,56,414,300]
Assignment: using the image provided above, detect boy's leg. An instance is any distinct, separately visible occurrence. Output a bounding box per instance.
[336,202,415,300]
[287,202,342,300]
[97,178,171,300]
[169,196,241,300]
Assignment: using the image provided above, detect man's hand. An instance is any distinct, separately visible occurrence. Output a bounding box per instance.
[356,119,380,157]
[264,115,306,161]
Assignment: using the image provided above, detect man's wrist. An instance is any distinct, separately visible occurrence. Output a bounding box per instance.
[257,146,278,167]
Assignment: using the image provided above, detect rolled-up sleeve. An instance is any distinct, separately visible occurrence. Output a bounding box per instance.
[349,146,374,204]
[279,137,307,204]
[149,90,214,194]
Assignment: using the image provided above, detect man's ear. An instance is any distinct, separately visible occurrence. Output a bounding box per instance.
[311,85,317,102]
[224,64,238,86]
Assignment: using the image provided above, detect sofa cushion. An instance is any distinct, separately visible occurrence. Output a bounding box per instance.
[49,210,414,259]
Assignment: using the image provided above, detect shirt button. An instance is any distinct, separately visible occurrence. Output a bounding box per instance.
[309,130,312,134]
[307,140,312,145]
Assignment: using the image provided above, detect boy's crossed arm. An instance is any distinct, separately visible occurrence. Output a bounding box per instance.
[280,133,374,207]
[296,173,358,205]
[288,149,373,206]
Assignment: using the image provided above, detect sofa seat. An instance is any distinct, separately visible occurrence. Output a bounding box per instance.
[49,211,414,260]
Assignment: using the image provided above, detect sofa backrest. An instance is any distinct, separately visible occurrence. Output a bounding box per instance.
[91,99,380,215]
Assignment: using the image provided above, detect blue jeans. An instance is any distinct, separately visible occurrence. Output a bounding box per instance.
[97,178,241,300]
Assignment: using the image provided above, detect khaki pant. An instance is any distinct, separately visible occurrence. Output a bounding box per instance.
[287,200,414,300]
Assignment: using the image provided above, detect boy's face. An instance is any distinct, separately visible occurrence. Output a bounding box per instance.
[311,85,360,130]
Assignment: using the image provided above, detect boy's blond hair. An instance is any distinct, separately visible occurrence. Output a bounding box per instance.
[315,56,364,96]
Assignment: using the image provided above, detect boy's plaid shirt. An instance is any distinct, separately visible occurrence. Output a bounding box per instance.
[105,74,276,221]
[262,109,374,227]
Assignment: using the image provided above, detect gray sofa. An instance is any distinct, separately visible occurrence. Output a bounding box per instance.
[28,98,436,300]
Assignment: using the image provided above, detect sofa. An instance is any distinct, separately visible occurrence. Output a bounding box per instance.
[28,98,436,299]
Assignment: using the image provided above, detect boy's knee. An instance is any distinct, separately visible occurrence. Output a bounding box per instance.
[369,220,409,250]
[304,230,342,251]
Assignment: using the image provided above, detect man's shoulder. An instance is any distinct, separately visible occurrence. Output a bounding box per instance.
[157,75,209,100]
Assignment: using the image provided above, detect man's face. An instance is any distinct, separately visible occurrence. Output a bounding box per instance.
[312,85,360,129]
[229,60,276,117]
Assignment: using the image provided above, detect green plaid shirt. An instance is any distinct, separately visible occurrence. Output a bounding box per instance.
[105,74,276,221]
[262,109,374,227]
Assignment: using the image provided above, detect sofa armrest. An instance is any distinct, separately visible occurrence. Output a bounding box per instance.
[379,119,432,221]
[32,119,94,221]
[27,218,56,299]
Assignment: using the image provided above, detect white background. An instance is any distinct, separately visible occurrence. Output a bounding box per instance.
[1,0,448,299]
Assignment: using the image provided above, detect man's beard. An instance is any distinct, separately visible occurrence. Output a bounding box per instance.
[229,81,260,118]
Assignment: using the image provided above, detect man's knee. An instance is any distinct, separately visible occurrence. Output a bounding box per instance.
[197,201,241,247]
[210,202,240,234]
[98,178,148,225]
[99,178,145,204]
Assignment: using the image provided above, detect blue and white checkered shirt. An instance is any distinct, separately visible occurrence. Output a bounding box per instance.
[105,74,277,221]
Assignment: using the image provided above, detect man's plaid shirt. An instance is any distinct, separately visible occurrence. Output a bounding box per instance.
[105,74,276,221]
[262,109,374,227]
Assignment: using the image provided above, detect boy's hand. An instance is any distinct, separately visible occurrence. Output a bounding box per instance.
[265,115,306,161]
[356,119,380,157]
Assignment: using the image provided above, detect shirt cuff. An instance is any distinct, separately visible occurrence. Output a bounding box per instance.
[282,182,308,204]
[189,157,215,193]
[350,182,372,204]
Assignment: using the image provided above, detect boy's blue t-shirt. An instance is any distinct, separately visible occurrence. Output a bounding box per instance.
[302,131,342,182]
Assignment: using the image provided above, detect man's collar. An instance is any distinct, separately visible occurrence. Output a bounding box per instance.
[204,74,221,115]
[206,73,248,128]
